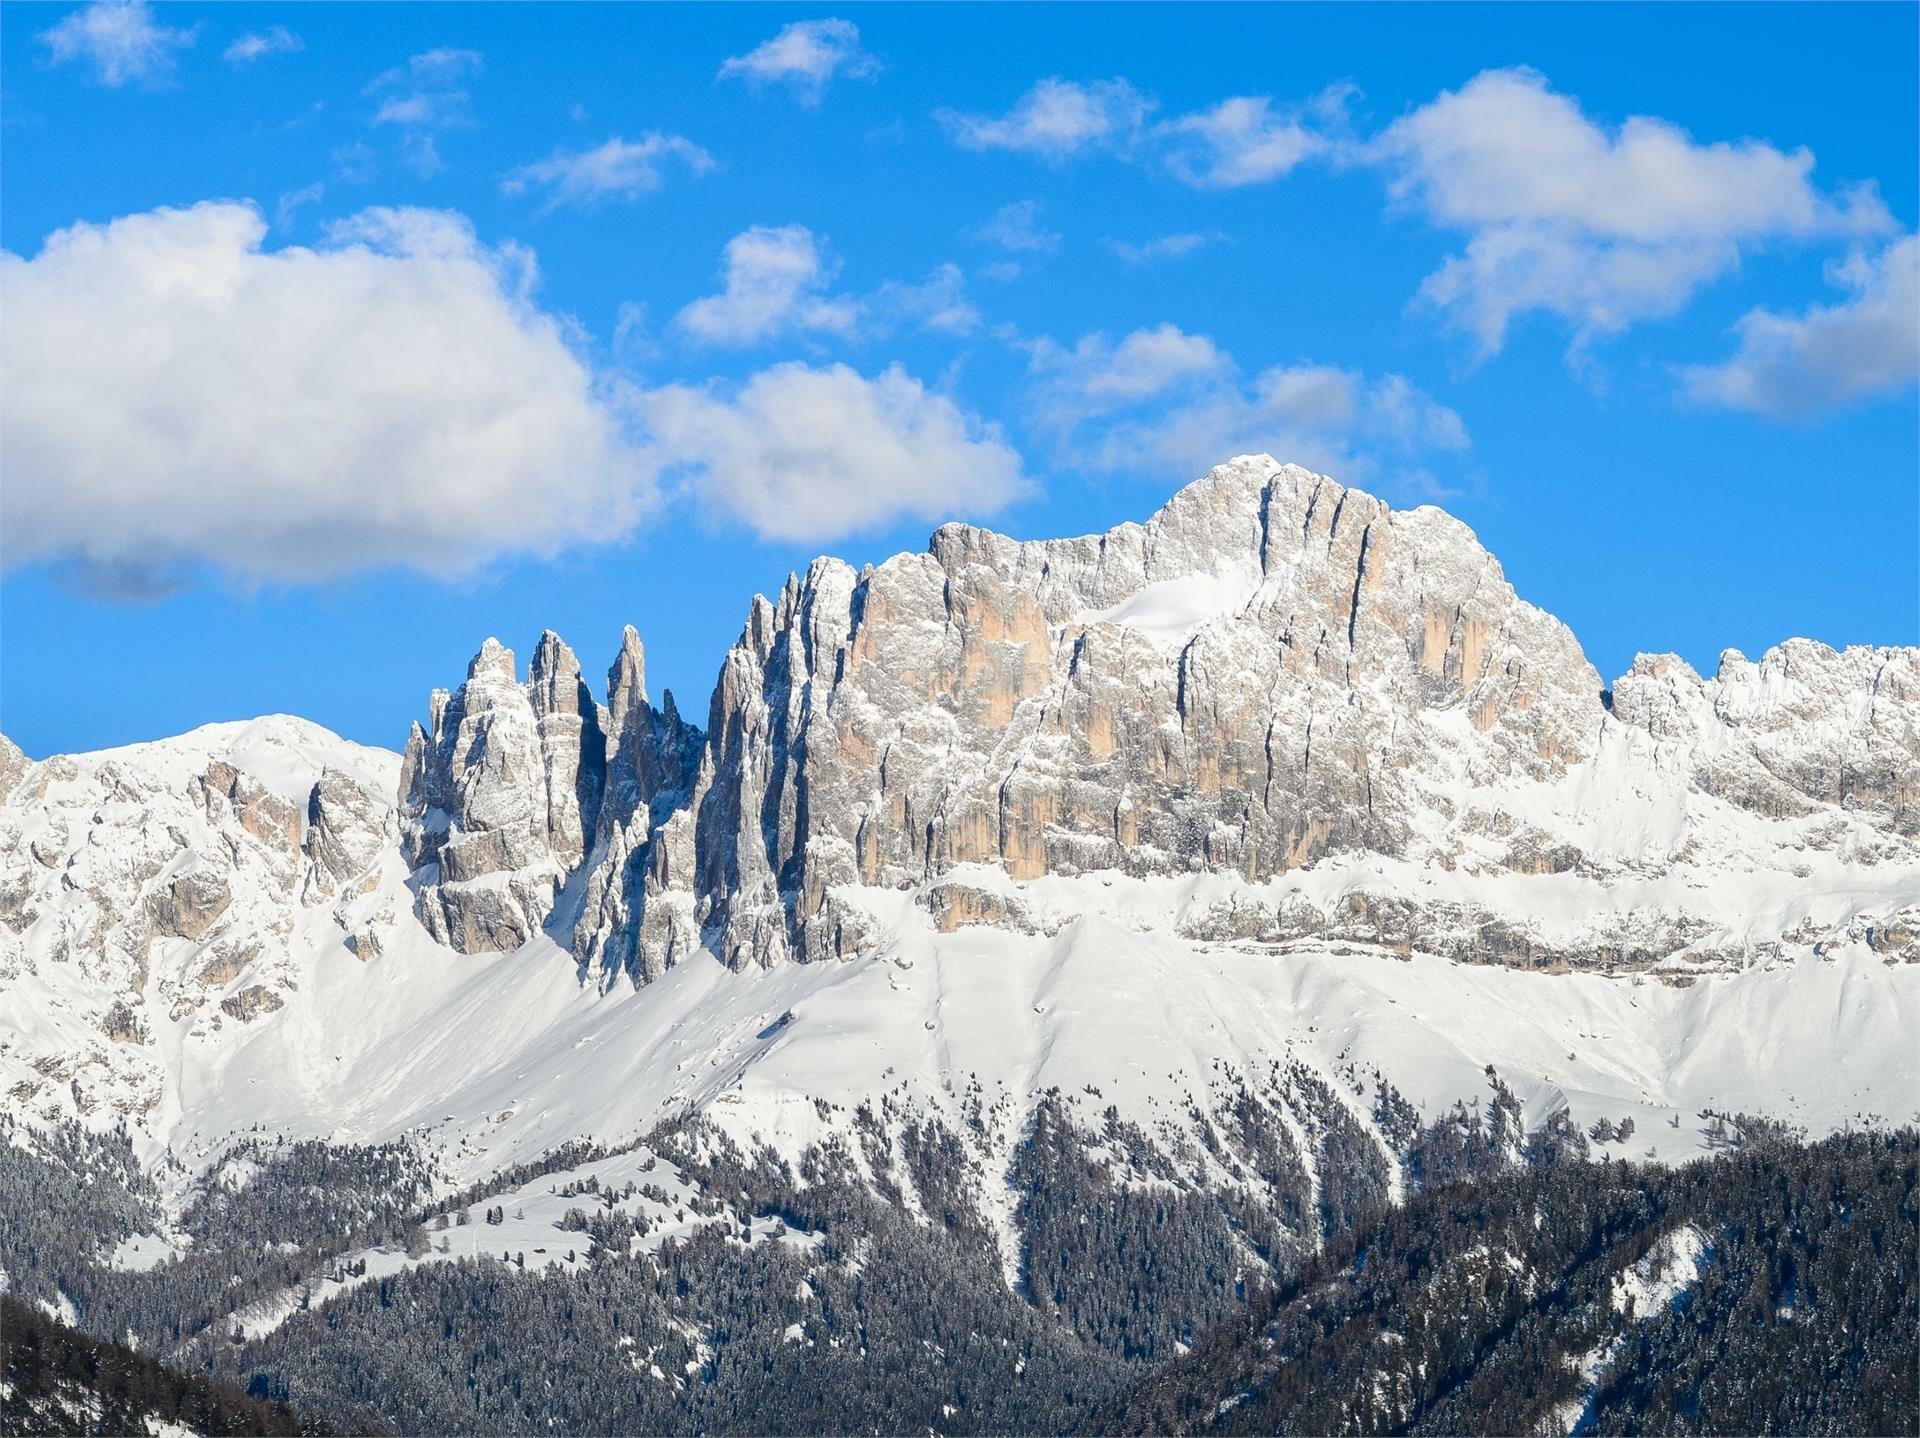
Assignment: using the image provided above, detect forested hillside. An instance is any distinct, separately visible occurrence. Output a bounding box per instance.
[0,1295,321,1437]
[6,1104,1906,1436]
[1108,1130,1918,1437]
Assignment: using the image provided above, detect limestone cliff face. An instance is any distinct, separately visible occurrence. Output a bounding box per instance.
[397,456,1919,978]
[400,630,701,963]
[399,635,602,953]
[570,627,703,984]
[681,457,1605,966]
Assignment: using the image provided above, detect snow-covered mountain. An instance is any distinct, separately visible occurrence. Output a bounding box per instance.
[2,456,1915,1206]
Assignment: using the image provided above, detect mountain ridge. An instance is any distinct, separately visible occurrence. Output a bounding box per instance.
[1,456,1915,1203]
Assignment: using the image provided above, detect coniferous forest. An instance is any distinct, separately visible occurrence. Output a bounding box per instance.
[1,1094,1912,1437]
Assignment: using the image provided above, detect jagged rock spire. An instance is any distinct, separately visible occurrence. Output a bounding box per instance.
[402,629,702,963]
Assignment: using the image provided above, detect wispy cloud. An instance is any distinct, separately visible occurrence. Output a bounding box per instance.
[871,264,981,338]
[1104,232,1219,266]
[224,25,302,66]
[1159,88,1352,188]
[503,134,715,211]
[273,182,324,231]
[970,200,1061,254]
[718,18,879,105]
[1026,322,1470,498]
[938,78,1153,161]
[937,75,1353,192]
[40,0,195,86]
[368,46,482,91]
[674,225,982,346]
[367,47,484,175]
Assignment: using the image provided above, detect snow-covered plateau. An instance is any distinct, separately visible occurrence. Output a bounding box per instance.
[2,456,1915,1212]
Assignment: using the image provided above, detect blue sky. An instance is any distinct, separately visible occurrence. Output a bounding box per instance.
[2,2,1915,758]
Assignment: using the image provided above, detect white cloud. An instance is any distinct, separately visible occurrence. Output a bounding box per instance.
[675,227,980,346]
[1029,324,1233,425]
[938,78,1152,160]
[40,0,194,86]
[1027,323,1469,496]
[1374,67,1894,355]
[717,18,879,104]
[1105,232,1216,266]
[369,47,482,89]
[503,134,715,211]
[872,263,981,337]
[1681,235,1920,416]
[675,225,860,346]
[224,25,302,65]
[939,78,1352,188]
[970,200,1062,255]
[0,202,652,591]
[1159,92,1343,188]
[273,182,324,230]
[372,92,463,128]
[367,47,483,174]
[632,362,1027,542]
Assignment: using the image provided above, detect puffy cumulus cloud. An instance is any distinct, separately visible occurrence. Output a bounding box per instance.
[1681,235,1920,416]
[676,225,983,346]
[632,362,1028,542]
[503,133,715,211]
[1374,67,1894,355]
[1159,90,1349,189]
[0,202,652,592]
[970,200,1062,255]
[40,0,194,86]
[675,225,861,347]
[717,18,879,104]
[1027,324,1469,497]
[223,25,301,65]
[1028,324,1234,426]
[938,78,1153,161]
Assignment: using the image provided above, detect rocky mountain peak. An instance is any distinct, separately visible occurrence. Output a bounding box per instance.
[388,456,1917,978]
[607,625,649,723]
[466,636,517,683]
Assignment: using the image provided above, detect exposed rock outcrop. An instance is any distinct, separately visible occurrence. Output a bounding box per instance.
[400,630,702,963]
[390,456,1920,979]
[303,768,391,892]
[399,636,605,953]
[1611,642,1920,834]
[570,627,704,983]
[0,715,401,1123]
[680,458,1605,967]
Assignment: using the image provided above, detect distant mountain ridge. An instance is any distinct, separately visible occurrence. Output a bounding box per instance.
[0,455,1915,1196]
